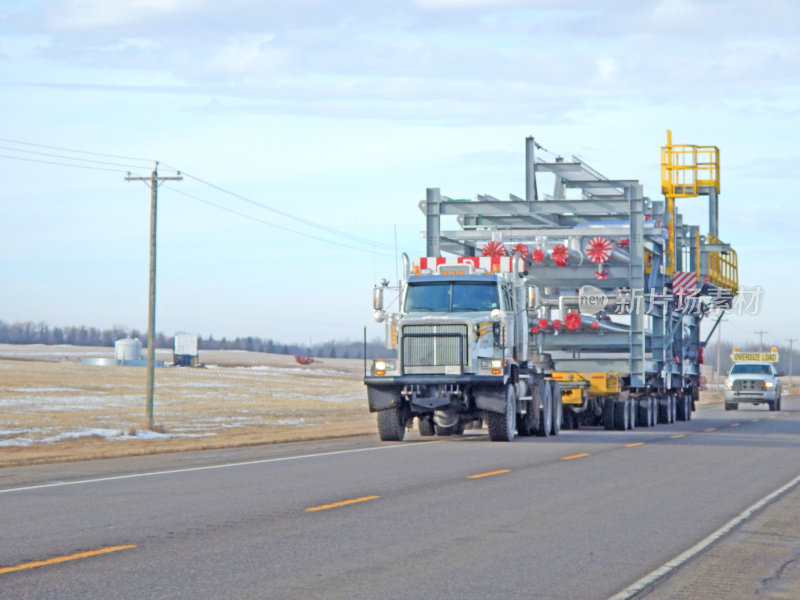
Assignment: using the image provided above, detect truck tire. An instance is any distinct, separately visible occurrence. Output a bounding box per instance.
[517,385,540,436]
[534,382,552,437]
[488,385,516,442]
[613,399,629,430]
[658,396,675,424]
[435,422,465,436]
[637,397,651,427]
[724,402,737,411]
[676,393,691,421]
[603,397,615,430]
[418,417,435,436]
[769,400,778,412]
[550,381,562,435]
[627,397,636,429]
[377,407,405,441]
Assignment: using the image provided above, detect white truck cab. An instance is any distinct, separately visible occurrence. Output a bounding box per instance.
[724,350,782,411]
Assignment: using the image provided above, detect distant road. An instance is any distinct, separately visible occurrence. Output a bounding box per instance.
[2,399,799,599]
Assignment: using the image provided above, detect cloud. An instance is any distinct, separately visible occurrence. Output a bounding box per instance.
[45,0,212,29]
[3,0,798,125]
[596,57,617,80]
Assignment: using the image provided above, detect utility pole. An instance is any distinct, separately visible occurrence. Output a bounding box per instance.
[126,163,182,428]
[716,318,727,382]
[788,338,797,387]
[755,330,768,352]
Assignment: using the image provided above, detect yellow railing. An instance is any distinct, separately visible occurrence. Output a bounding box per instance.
[661,132,720,197]
[660,130,721,274]
[705,233,738,293]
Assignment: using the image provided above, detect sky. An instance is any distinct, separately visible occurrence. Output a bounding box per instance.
[1,0,798,350]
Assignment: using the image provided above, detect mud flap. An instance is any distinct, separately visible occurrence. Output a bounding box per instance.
[367,386,401,412]
[474,387,507,414]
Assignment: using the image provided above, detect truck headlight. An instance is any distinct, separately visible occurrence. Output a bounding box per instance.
[764,381,775,389]
[724,380,733,390]
[480,359,503,374]
[373,360,395,375]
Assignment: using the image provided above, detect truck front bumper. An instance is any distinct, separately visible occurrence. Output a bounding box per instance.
[723,390,779,403]
[364,374,506,413]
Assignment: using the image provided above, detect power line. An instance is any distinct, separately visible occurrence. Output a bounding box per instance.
[0,144,147,170]
[0,136,153,164]
[165,167,394,251]
[0,153,125,173]
[0,137,396,253]
[165,185,393,256]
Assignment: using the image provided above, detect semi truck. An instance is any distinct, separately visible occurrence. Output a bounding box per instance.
[365,132,738,441]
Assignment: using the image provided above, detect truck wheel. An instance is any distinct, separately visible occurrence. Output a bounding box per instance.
[637,398,651,427]
[613,399,629,430]
[724,402,737,411]
[550,382,562,435]
[769,400,778,412]
[676,393,690,421]
[534,382,552,437]
[603,397,615,430]
[658,396,673,424]
[435,422,465,436]
[418,417,435,436]
[517,385,539,436]
[488,385,516,442]
[627,398,636,429]
[377,407,405,441]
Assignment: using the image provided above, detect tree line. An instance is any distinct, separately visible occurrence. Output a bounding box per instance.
[0,320,385,359]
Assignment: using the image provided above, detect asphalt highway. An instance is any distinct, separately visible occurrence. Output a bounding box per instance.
[2,398,799,599]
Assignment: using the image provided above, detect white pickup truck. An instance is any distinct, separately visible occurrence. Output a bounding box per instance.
[724,352,782,411]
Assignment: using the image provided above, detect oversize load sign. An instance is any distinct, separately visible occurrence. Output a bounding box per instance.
[731,352,778,363]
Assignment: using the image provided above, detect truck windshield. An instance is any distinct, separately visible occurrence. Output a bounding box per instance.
[404,282,499,312]
[730,364,773,375]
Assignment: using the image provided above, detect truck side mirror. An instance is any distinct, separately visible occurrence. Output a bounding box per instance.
[373,285,384,311]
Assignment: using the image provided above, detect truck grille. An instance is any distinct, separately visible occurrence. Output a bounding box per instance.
[402,324,468,367]
[733,380,766,391]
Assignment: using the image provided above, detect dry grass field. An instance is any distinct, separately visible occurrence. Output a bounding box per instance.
[2,344,793,468]
[0,344,374,467]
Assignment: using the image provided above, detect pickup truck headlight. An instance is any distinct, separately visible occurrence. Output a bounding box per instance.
[764,381,775,389]
[724,380,733,389]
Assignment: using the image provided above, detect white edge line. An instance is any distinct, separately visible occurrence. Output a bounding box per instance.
[0,442,439,494]
[608,470,800,600]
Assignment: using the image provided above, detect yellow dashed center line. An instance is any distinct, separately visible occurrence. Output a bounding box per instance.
[306,495,380,512]
[705,427,716,432]
[625,442,645,448]
[468,469,511,479]
[0,545,136,576]
[730,423,740,427]
[671,434,686,439]
[562,453,591,460]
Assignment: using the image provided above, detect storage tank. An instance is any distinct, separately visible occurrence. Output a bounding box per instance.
[115,338,143,363]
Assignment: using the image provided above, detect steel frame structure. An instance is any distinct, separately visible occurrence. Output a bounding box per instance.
[420,136,737,395]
